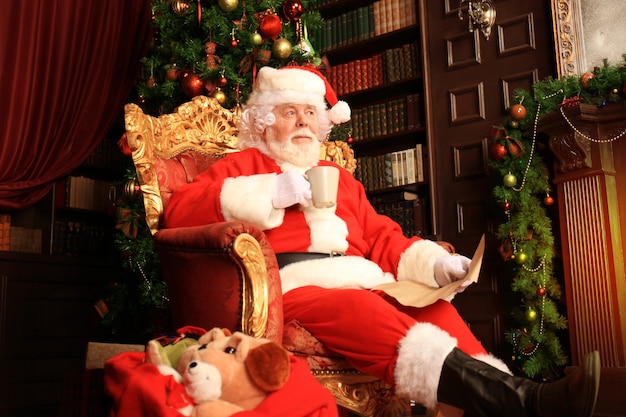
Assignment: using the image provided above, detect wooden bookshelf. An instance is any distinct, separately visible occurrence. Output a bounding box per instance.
[318,0,432,237]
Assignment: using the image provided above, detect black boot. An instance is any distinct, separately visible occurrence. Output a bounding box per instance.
[437,348,600,417]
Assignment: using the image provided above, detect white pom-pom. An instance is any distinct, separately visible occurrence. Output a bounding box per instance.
[328,100,351,124]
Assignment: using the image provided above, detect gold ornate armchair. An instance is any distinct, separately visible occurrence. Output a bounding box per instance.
[124,96,421,416]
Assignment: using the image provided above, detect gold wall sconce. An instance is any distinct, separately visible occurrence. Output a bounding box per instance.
[458,0,496,40]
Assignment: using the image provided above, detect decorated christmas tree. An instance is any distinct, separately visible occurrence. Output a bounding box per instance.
[137,0,324,115]
[489,56,626,379]
[102,0,331,336]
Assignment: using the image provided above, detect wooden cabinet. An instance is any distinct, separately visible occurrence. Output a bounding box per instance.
[0,253,114,417]
[0,127,126,416]
[317,0,434,238]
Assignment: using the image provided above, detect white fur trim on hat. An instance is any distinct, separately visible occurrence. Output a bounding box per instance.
[394,322,458,409]
[247,66,351,125]
[328,100,351,124]
[221,173,284,230]
[279,256,395,294]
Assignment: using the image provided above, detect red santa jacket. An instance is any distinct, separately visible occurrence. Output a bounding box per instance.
[164,148,421,278]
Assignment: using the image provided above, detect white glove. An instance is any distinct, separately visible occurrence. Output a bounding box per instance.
[434,255,473,292]
[272,171,312,208]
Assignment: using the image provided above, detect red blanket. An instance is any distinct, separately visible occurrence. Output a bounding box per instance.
[104,351,338,417]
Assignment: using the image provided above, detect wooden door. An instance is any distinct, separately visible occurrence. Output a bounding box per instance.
[420,0,556,356]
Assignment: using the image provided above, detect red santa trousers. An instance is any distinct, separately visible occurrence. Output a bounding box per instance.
[282,286,487,386]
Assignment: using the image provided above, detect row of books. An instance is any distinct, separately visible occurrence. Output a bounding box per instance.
[326,42,420,97]
[370,191,429,238]
[0,214,10,251]
[315,0,417,51]
[0,214,43,254]
[351,93,423,141]
[55,176,114,212]
[52,219,112,256]
[355,144,425,192]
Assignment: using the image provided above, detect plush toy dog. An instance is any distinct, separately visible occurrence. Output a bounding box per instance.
[138,327,338,417]
[177,328,291,417]
[183,359,225,408]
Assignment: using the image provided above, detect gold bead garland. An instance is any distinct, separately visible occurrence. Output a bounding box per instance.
[511,91,562,193]
[559,105,626,143]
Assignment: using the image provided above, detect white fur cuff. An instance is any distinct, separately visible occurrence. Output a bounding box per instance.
[221,174,284,230]
[397,240,452,288]
[280,256,395,294]
[394,323,458,409]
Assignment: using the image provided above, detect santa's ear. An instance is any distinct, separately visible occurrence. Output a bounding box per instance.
[245,342,290,392]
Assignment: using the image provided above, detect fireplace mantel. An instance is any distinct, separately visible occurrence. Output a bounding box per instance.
[540,103,626,369]
[540,104,626,415]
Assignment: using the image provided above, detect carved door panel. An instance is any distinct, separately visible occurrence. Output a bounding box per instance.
[421,0,556,356]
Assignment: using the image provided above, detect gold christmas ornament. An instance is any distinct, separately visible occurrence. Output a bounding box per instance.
[503,172,517,187]
[525,307,538,322]
[218,0,239,12]
[124,179,141,199]
[272,38,292,59]
[171,0,190,16]
[515,252,528,265]
[212,88,227,105]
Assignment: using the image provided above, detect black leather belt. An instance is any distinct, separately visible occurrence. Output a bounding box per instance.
[276,251,345,269]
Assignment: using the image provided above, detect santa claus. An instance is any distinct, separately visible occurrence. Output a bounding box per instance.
[164,66,600,417]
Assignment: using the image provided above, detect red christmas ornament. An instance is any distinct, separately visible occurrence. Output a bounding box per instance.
[117,133,132,157]
[229,38,239,48]
[537,287,546,297]
[544,194,554,206]
[218,76,228,87]
[510,103,527,120]
[258,10,283,39]
[181,73,205,97]
[503,200,511,211]
[282,0,304,21]
[580,72,595,88]
[166,66,180,81]
[347,136,354,145]
[490,142,507,160]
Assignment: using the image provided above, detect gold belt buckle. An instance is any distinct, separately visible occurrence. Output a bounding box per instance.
[330,251,345,257]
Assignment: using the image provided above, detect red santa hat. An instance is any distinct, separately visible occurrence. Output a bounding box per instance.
[246,66,351,125]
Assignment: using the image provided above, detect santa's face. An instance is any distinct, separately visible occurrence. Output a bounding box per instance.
[263,103,322,167]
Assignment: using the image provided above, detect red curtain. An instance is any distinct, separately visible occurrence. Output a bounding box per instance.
[0,0,152,210]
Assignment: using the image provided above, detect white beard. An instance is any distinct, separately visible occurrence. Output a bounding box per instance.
[265,128,321,168]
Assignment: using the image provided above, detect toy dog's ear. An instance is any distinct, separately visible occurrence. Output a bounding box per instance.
[245,342,291,392]
[198,327,231,344]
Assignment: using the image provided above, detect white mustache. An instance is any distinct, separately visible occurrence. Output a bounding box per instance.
[288,128,317,141]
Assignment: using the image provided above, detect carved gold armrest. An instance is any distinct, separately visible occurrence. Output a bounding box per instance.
[230,232,269,338]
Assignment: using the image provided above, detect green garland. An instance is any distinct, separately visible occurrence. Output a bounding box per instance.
[489,55,626,379]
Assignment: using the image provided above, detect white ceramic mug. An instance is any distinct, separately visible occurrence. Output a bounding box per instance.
[305,166,340,208]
